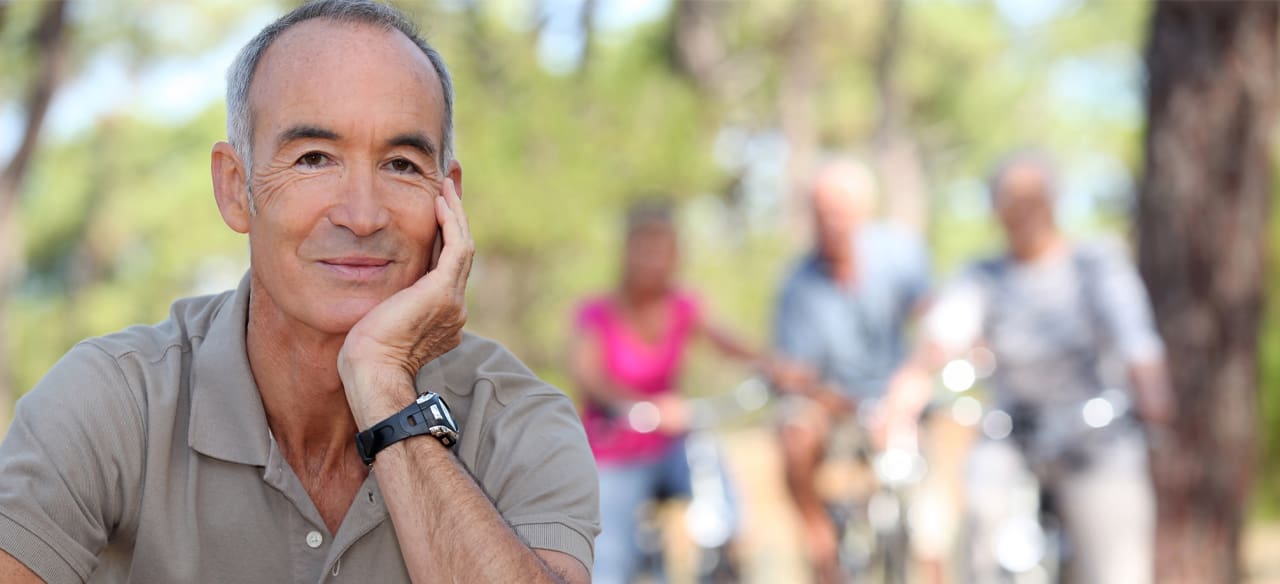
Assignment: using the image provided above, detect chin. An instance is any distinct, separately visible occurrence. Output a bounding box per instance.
[308,296,386,334]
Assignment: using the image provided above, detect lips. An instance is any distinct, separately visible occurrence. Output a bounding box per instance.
[318,256,393,281]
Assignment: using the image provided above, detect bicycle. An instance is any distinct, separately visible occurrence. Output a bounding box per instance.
[620,378,771,584]
[968,388,1135,584]
[822,398,926,584]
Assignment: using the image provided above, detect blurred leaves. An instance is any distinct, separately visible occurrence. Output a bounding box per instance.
[3,0,1223,487]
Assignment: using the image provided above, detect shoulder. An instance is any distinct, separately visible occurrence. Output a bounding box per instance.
[35,290,232,416]
[436,333,594,496]
[779,254,822,294]
[950,254,1007,291]
[437,332,574,408]
[671,289,703,318]
[82,290,230,372]
[1074,236,1133,268]
[572,295,611,328]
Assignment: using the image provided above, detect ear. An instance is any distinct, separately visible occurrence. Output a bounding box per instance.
[211,141,252,234]
[447,159,463,199]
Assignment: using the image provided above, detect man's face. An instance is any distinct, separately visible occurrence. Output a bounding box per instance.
[993,163,1056,254]
[812,181,869,263]
[239,20,451,334]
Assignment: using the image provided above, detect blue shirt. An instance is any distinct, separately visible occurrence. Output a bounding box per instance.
[773,222,931,398]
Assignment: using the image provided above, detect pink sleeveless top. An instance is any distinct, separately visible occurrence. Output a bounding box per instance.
[576,292,702,465]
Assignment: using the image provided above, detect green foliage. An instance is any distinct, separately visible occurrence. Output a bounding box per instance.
[1253,162,1280,518]
[13,105,244,392]
[13,2,1254,488]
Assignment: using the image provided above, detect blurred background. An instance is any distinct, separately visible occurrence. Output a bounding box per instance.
[2,0,1278,582]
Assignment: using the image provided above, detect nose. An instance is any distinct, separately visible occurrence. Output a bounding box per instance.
[327,164,390,237]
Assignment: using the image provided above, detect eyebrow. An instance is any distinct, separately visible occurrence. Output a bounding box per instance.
[276,125,341,148]
[274,126,439,163]
[387,132,437,162]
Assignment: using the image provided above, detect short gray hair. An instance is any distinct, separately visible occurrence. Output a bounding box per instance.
[987,149,1058,204]
[225,0,455,177]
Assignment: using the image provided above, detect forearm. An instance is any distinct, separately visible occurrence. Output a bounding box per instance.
[882,344,950,420]
[886,361,933,412]
[703,322,763,364]
[713,336,760,363]
[0,551,41,584]
[375,436,564,584]
[345,369,575,584]
[1128,359,1174,425]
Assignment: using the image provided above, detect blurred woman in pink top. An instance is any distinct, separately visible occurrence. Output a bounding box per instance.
[569,200,783,583]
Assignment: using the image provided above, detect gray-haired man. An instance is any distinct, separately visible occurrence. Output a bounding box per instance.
[0,1,598,582]
[882,151,1173,583]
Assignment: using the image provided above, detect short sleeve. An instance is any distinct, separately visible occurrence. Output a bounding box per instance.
[470,388,599,573]
[1086,243,1165,363]
[0,342,146,583]
[901,231,933,308]
[923,268,988,355]
[573,298,606,335]
[772,274,820,362]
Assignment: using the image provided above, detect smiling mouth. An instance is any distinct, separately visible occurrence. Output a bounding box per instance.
[318,257,393,280]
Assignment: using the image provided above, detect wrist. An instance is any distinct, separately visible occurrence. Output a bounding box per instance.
[376,431,453,465]
[355,392,461,464]
[344,368,417,430]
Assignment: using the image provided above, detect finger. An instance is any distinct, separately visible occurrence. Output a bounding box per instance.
[430,193,468,283]
[440,180,474,287]
[443,179,473,244]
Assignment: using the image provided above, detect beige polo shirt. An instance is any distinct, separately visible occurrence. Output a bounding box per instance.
[0,275,599,583]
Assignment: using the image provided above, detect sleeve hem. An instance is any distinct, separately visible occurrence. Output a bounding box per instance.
[513,521,594,575]
[0,510,87,584]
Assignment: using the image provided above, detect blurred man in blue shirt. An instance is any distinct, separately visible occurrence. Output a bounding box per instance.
[772,159,931,582]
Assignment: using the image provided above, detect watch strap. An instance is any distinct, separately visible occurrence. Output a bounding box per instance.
[355,392,459,465]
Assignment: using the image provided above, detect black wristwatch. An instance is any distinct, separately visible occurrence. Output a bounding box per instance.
[355,392,460,465]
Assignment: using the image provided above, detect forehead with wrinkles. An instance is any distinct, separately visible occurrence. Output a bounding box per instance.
[246,19,444,149]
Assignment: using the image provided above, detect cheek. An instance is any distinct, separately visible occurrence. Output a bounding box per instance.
[254,166,339,218]
[389,197,441,254]
[250,179,337,254]
[254,160,324,201]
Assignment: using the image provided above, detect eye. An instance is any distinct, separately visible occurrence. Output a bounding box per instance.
[296,151,332,168]
[387,158,421,175]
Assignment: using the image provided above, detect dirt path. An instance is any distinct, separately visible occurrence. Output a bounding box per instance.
[660,425,1280,583]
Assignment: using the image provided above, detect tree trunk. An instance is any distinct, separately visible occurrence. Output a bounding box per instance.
[1137,3,1278,582]
[668,0,729,95]
[871,0,927,235]
[777,2,818,234]
[0,0,70,426]
[575,0,596,77]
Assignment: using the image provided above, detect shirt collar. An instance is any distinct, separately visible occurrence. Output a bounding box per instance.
[186,272,455,466]
[188,272,272,466]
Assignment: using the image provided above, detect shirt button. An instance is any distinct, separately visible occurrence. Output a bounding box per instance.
[306,530,323,549]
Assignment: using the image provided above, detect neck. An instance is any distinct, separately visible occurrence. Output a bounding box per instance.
[818,246,859,288]
[246,274,360,473]
[1012,229,1068,263]
[818,226,860,287]
[618,282,666,308]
